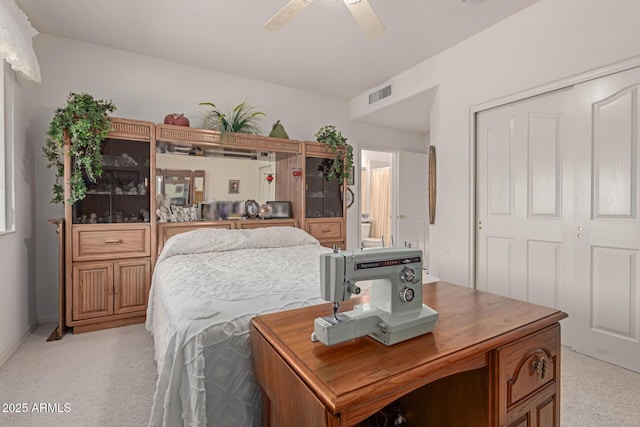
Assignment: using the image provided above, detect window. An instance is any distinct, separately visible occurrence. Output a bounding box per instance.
[0,60,15,234]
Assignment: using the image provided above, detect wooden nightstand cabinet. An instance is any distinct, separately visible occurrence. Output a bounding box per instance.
[250,282,567,427]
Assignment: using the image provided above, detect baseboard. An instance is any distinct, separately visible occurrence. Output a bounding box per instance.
[0,321,38,368]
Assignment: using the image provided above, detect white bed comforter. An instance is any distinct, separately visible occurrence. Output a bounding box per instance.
[146,227,331,427]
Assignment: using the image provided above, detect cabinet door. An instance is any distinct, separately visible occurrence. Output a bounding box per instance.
[72,262,114,320]
[505,387,557,427]
[72,121,153,225]
[305,157,343,218]
[114,259,150,314]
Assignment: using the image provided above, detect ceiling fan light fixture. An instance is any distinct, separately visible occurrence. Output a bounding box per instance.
[264,0,383,39]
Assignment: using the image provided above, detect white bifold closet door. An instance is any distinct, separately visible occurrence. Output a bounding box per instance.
[476,66,640,373]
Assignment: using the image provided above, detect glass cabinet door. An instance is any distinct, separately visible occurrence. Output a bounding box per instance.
[305,157,343,218]
[72,137,150,224]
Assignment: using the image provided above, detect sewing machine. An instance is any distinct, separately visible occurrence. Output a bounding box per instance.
[311,247,439,346]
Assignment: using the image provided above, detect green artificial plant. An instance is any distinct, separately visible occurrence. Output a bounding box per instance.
[43,92,117,204]
[315,125,353,183]
[199,101,266,137]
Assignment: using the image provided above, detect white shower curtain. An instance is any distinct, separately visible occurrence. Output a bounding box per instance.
[369,167,390,241]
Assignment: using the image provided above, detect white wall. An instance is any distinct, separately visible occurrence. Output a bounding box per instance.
[26,34,425,322]
[350,0,640,286]
[0,69,37,366]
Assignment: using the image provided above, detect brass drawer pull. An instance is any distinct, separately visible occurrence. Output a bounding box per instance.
[104,239,123,244]
[532,357,547,381]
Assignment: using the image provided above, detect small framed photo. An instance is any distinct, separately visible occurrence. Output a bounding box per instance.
[347,166,355,186]
[198,202,217,221]
[229,179,240,194]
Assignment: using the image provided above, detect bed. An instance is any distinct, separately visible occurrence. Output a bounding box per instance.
[146,225,333,426]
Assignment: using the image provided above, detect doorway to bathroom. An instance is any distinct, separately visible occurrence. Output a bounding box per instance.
[360,149,393,249]
[359,147,429,257]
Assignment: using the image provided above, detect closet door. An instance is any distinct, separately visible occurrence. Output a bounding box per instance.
[570,67,640,372]
[475,89,572,307]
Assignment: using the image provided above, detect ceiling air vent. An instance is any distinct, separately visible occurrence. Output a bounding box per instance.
[368,83,393,105]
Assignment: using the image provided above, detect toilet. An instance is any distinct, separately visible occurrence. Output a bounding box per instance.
[360,221,383,248]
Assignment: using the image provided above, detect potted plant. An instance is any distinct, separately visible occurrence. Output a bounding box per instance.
[43,92,117,204]
[315,125,353,183]
[199,101,265,137]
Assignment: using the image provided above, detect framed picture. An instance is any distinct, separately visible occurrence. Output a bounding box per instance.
[229,179,240,194]
[347,166,355,186]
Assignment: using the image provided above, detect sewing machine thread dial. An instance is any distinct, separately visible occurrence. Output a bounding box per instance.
[401,267,416,283]
[400,287,415,303]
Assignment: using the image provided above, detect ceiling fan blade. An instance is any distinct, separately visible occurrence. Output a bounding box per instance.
[264,0,315,31]
[344,0,385,39]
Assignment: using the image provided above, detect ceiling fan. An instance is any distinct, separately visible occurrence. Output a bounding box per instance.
[264,0,385,39]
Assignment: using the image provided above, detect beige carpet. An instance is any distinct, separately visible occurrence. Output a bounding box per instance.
[0,323,639,426]
[0,323,156,427]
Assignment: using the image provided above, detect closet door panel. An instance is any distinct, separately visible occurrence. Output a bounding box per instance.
[572,67,640,372]
[476,89,570,307]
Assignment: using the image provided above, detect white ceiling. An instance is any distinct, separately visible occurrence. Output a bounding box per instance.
[18,0,538,133]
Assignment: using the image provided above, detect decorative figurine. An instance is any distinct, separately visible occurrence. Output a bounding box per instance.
[164,113,190,127]
[120,153,138,166]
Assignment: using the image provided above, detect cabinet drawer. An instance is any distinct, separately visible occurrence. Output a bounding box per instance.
[73,226,150,261]
[306,221,343,241]
[498,324,560,409]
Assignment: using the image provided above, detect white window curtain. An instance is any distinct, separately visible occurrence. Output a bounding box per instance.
[0,0,40,83]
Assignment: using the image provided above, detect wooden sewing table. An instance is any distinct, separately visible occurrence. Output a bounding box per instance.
[250,281,568,427]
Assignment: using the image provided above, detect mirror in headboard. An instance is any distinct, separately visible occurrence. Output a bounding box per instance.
[154,125,305,221]
[155,150,277,205]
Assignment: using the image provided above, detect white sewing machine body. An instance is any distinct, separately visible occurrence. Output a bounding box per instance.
[312,247,439,346]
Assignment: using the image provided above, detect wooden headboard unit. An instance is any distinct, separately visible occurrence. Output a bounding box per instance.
[156,219,299,258]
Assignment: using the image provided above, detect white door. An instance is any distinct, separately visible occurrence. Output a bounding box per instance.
[569,67,640,372]
[395,151,429,256]
[476,89,572,306]
[476,68,640,372]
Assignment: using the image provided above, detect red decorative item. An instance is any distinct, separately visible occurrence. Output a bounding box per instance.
[266,173,274,184]
[164,113,190,127]
[292,168,302,177]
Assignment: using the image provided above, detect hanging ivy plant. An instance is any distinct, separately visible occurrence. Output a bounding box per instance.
[43,92,117,204]
[315,125,353,183]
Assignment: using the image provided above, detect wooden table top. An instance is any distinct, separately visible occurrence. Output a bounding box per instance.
[250,281,568,415]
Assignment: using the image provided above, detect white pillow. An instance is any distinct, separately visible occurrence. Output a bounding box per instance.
[158,226,319,261]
